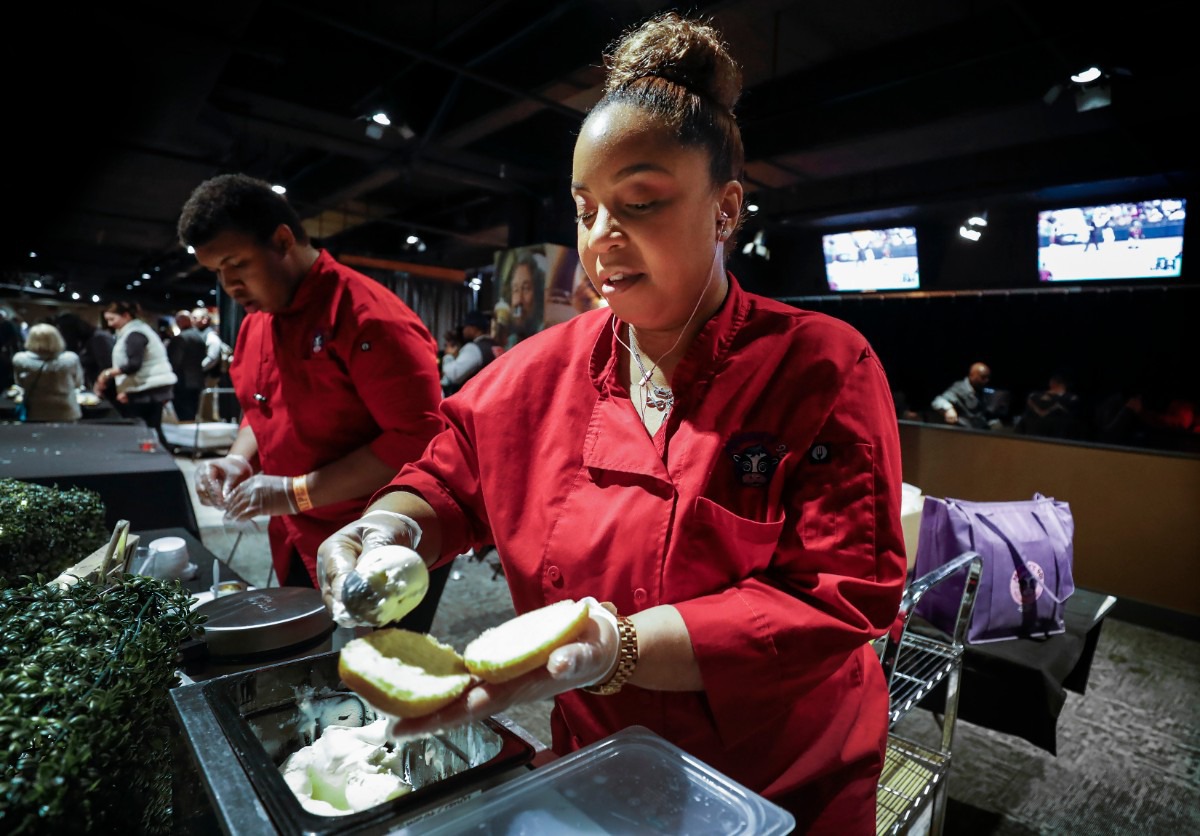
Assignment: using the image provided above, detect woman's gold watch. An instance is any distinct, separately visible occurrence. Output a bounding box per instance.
[583,615,638,695]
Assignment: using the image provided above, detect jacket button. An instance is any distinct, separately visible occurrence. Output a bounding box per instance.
[633,588,647,604]
[547,565,561,582]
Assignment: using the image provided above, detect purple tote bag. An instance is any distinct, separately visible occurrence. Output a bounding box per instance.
[913,493,1075,643]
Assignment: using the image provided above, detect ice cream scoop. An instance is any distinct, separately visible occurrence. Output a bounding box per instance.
[338,545,430,627]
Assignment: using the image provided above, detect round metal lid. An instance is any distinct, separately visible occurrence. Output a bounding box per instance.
[195,587,333,657]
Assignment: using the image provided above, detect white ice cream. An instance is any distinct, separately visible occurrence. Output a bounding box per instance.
[280,718,411,816]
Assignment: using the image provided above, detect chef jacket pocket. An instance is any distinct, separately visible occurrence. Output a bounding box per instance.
[679,497,785,591]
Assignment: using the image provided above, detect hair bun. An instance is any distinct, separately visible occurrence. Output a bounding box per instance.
[604,12,742,112]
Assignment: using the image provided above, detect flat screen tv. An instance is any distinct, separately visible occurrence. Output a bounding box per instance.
[1037,198,1186,283]
[822,227,920,292]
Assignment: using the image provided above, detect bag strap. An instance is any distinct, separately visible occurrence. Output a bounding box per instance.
[24,361,48,396]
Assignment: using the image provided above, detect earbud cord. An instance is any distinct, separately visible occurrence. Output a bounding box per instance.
[611,237,724,391]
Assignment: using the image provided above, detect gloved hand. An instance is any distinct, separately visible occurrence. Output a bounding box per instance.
[386,598,621,740]
[317,510,423,624]
[224,474,297,522]
[194,453,253,509]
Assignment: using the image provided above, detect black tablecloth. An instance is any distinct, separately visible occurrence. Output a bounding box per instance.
[2,423,199,537]
[915,588,1117,754]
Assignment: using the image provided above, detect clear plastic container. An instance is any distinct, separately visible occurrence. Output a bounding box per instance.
[394,726,795,835]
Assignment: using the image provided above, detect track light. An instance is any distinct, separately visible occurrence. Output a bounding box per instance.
[742,229,770,261]
[958,212,988,242]
[1044,65,1129,113]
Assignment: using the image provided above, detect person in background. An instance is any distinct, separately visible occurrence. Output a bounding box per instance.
[317,13,905,831]
[12,323,84,422]
[178,173,446,593]
[931,361,1000,429]
[191,307,229,418]
[55,311,114,390]
[0,306,22,390]
[166,309,208,421]
[1016,370,1088,440]
[440,310,498,396]
[94,300,177,442]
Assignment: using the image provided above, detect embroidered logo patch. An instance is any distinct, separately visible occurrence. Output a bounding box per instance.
[808,442,832,464]
[727,432,788,488]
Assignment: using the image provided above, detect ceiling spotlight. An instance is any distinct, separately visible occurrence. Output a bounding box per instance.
[271,184,287,195]
[741,229,770,261]
[141,272,151,280]
[406,234,420,245]
[371,111,392,126]
[1070,67,1103,84]
[745,203,760,215]
[91,294,100,303]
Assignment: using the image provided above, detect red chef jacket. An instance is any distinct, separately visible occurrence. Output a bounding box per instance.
[231,250,444,584]
[379,274,906,813]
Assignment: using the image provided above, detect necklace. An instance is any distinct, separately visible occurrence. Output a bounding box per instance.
[628,328,674,416]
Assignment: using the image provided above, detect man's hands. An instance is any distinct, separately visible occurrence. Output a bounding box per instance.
[317,510,423,625]
[225,474,297,521]
[385,599,621,739]
[194,454,253,509]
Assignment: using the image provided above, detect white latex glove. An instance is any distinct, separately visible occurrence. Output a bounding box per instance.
[194,453,253,509]
[387,598,621,739]
[316,510,423,626]
[224,474,297,522]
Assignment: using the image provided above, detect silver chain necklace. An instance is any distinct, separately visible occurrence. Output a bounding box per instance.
[628,328,674,416]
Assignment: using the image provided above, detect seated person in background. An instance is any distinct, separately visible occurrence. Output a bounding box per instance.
[931,361,1001,429]
[12,323,85,422]
[1017,371,1088,440]
[440,311,498,396]
[439,327,464,396]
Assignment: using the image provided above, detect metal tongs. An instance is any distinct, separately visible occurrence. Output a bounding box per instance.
[340,569,384,623]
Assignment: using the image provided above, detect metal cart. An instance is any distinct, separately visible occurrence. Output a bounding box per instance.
[162,387,240,458]
[876,550,983,836]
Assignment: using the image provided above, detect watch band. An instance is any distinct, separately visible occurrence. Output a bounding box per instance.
[583,615,638,695]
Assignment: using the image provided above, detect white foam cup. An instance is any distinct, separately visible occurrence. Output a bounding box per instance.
[146,536,190,580]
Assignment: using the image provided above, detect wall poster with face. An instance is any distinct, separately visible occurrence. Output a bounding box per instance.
[492,244,603,348]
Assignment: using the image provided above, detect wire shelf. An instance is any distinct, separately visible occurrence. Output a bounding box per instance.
[887,633,961,726]
[876,736,950,836]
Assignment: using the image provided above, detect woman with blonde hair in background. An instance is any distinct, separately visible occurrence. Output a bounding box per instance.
[12,322,85,422]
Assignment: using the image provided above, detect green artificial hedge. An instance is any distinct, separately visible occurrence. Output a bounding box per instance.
[0,480,109,582]
[0,574,205,834]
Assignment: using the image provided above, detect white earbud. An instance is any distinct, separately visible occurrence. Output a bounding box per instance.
[717,212,731,241]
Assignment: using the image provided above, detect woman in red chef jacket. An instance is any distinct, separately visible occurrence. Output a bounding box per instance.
[318,13,906,832]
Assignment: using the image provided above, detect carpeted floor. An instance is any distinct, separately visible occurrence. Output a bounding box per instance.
[182,457,1200,833]
[893,617,1200,835]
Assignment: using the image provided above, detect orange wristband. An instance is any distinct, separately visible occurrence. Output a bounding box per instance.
[292,474,314,512]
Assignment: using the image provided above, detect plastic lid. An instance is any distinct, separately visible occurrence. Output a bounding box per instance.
[396,726,795,835]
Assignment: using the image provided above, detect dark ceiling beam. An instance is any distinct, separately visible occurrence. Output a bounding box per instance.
[281,1,583,121]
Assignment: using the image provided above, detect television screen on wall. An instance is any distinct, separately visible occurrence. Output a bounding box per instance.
[1037,198,1186,283]
[822,227,920,292]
